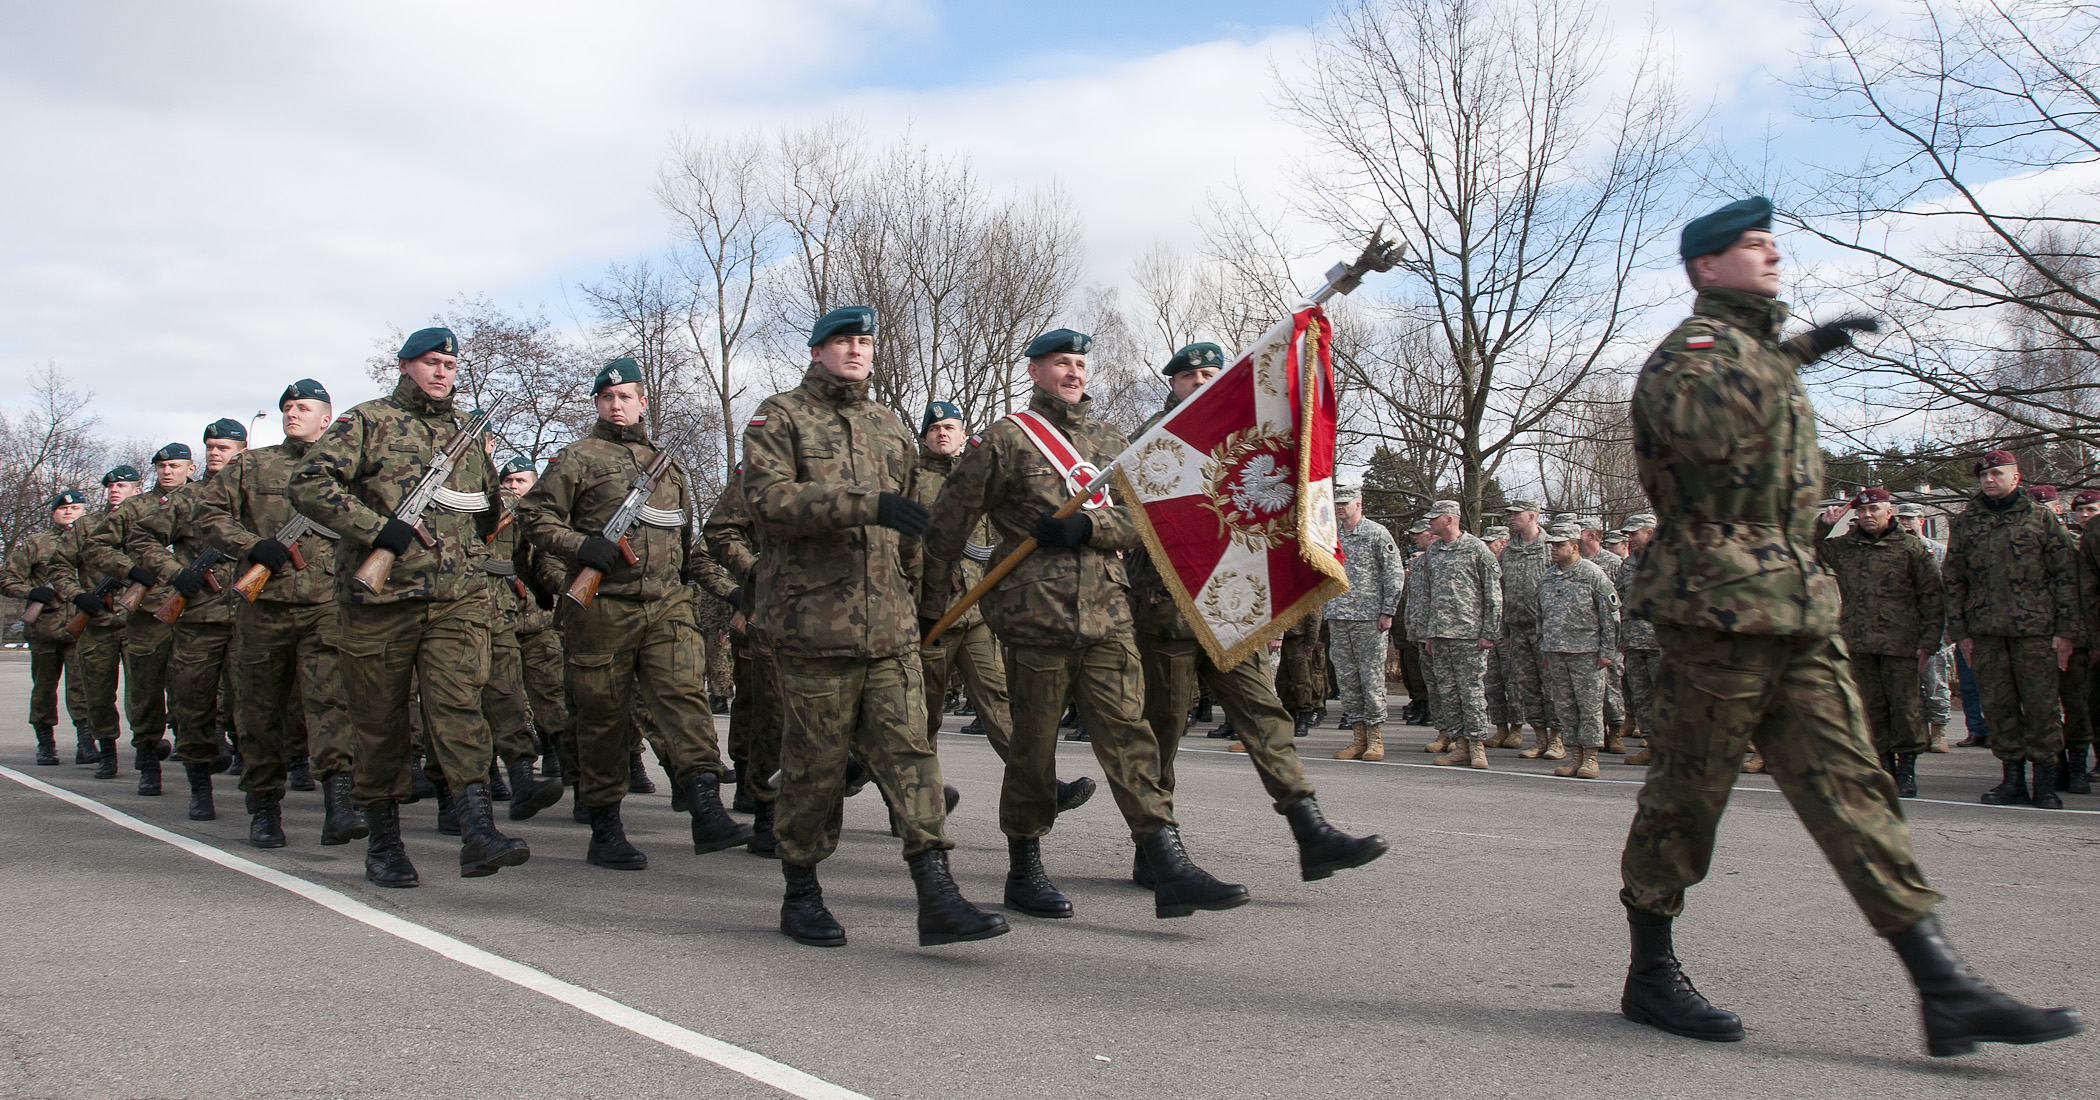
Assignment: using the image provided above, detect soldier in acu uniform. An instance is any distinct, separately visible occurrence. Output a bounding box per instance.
[1536,523,1618,779]
[1411,500,1502,769]
[1616,514,1661,767]
[1616,196,2079,1056]
[1497,500,1554,757]
[3,491,92,767]
[1326,483,1404,762]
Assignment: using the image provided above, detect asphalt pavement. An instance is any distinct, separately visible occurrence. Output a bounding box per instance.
[1,657,2094,1100]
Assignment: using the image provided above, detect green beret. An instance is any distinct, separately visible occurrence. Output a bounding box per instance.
[202,418,247,442]
[152,442,191,463]
[1163,342,1226,376]
[102,464,142,485]
[50,489,87,510]
[920,401,964,435]
[279,378,330,408]
[1025,329,1092,359]
[499,455,535,477]
[592,358,644,395]
[808,306,876,348]
[398,327,458,360]
[1680,196,1773,261]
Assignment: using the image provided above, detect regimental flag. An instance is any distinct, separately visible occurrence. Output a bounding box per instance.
[1112,303,1348,668]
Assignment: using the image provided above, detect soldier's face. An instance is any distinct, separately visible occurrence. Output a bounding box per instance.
[501,470,537,496]
[1899,515,1924,534]
[1338,499,1363,528]
[1169,366,1219,400]
[1430,514,1459,542]
[1978,464,2021,499]
[813,334,874,381]
[1627,528,1653,552]
[52,503,86,527]
[922,420,965,456]
[1028,353,1089,403]
[281,398,331,443]
[153,459,193,488]
[1857,501,1894,533]
[400,350,459,399]
[1413,531,1432,549]
[2078,502,2100,526]
[1551,539,1579,566]
[595,381,648,425]
[104,481,139,510]
[1510,510,1539,538]
[1696,230,1783,297]
[202,438,244,472]
[1579,531,1601,556]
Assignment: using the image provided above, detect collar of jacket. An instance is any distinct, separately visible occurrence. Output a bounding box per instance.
[801,362,870,407]
[1849,520,1902,544]
[1977,487,2029,514]
[281,436,316,460]
[592,418,653,447]
[1029,385,1094,430]
[1163,391,1185,414]
[916,445,954,474]
[1693,286,1791,341]
[389,374,457,418]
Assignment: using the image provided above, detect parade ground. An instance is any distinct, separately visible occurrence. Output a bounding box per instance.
[1,657,2093,1100]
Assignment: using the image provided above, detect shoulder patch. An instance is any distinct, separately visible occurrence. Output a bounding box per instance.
[1685,335,1714,350]
[332,414,352,426]
[747,414,767,428]
[967,433,982,448]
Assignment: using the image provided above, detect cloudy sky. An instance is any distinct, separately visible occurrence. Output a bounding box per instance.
[3,0,1833,451]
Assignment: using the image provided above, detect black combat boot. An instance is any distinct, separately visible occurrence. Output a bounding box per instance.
[1194,698,1213,723]
[1132,845,1154,888]
[841,753,870,797]
[93,738,118,779]
[319,774,368,846]
[455,782,530,878]
[944,784,961,814]
[1888,913,2086,1056]
[504,757,562,821]
[1621,909,1744,1041]
[1206,718,1233,740]
[1139,825,1249,919]
[1055,776,1096,814]
[670,777,690,813]
[2068,747,2093,795]
[1293,710,1314,738]
[32,726,59,766]
[685,773,754,854]
[406,751,436,803]
[747,798,777,858]
[627,753,655,794]
[1058,704,1078,728]
[1003,837,1072,918]
[184,762,215,821]
[780,862,846,947]
[1065,718,1089,742]
[2030,762,2062,809]
[959,716,984,736]
[246,790,286,849]
[363,801,419,888]
[135,744,162,796]
[434,780,460,836]
[909,849,1011,946]
[226,745,243,777]
[731,773,756,814]
[74,729,97,764]
[285,756,316,792]
[1283,797,1390,881]
[540,737,564,778]
[1979,759,2028,805]
[584,802,648,870]
[1892,753,1919,799]
[486,760,511,801]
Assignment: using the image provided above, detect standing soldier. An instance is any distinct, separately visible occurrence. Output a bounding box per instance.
[497,457,571,786]
[291,327,527,887]
[1411,500,1503,769]
[517,358,749,870]
[1813,487,1945,798]
[1942,450,2080,808]
[1617,196,2078,1055]
[746,307,1006,947]
[4,491,92,767]
[926,325,1247,924]
[83,444,195,790]
[1478,524,1511,745]
[1580,525,1629,747]
[473,452,567,822]
[703,465,779,853]
[1497,501,1555,757]
[192,381,365,846]
[1393,521,1432,726]
[61,470,138,776]
[1326,483,1405,761]
[1617,514,1661,767]
[2073,491,2100,789]
[1536,523,1617,779]
[1896,502,1955,754]
[2051,489,2096,795]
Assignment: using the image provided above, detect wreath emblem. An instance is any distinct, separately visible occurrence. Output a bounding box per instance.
[1200,569,1268,631]
[1201,429,1297,551]
[1133,435,1186,497]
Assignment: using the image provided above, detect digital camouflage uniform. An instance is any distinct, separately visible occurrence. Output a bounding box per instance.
[1538,555,1618,748]
[1497,529,1553,734]
[1,523,89,742]
[84,485,184,753]
[1616,548,1660,738]
[703,469,779,805]
[1620,285,1939,935]
[1587,546,1628,728]
[742,364,950,866]
[1405,533,1502,742]
[913,444,1011,750]
[131,473,243,769]
[1813,515,1944,757]
[1941,487,2079,765]
[1327,516,1405,728]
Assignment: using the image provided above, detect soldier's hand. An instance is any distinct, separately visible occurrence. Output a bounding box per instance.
[25,586,56,606]
[2055,636,2074,671]
[577,535,623,574]
[126,566,158,588]
[1597,655,1613,670]
[170,568,206,598]
[730,610,747,636]
[71,592,107,617]
[372,518,417,555]
[1805,314,1881,359]
[725,586,742,610]
[1032,511,1092,549]
[1378,614,1393,631]
[534,588,554,611]
[248,538,293,574]
[1475,638,1495,650]
[875,492,931,536]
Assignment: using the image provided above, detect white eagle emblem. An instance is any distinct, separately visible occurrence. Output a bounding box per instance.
[1230,453,1294,517]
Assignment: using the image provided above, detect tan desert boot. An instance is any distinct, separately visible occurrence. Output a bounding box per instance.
[1361,725,1386,762]
[1518,726,1550,759]
[1433,738,1471,766]
[1741,747,1766,774]
[1541,729,1567,761]
[1228,741,1247,753]
[1334,724,1367,760]
[1603,721,1627,755]
[1624,744,1652,766]
[1553,749,1582,778]
[1467,738,1490,769]
[1424,731,1452,754]
[1927,722,1950,753]
[1576,746,1601,778]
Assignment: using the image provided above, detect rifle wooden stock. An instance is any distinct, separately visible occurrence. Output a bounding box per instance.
[154,593,187,625]
[921,490,1093,648]
[287,542,306,571]
[233,563,272,603]
[116,583,146,612]
[19,600,44,625]
[484,510,513,543]
[64,611,90,637]
[563,565,604,608]
[351,547,396,594]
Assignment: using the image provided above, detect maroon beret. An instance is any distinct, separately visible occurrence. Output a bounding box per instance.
[2030,484,2059,502]
[2076,489,2100,506]
[1974,449,2018,474]
[1850,487,1893,507]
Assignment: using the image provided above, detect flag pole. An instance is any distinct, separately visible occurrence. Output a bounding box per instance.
[919,228,1403,648]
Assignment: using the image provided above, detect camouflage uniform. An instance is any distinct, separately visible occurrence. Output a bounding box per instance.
[702,470,778,804]
[55,519,124,747]
[1276,608,1327,714]
[1585,547,1628,728]
[913,444,1012,750]
[1497,530,1553,731]
[1941,487,2079,765]
[1405,534,1502,741]
[1538,555,1618,748]
[1,524,88,741]
[742,364,950,865]
[924,384,1173,843]
[478,493,546,772]
[1620,285,1938,935]
[289,375,503,804]
[84,486,183,753]
[2060,525,2096,766]
[1914,536,1953,727]
[1327,517,1404,729]
[131,474,242,769]
[1813,515,1944,757]
[1616,548,1661,738]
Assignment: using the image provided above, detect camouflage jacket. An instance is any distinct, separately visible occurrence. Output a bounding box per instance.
[290,375,500,604]
[2,524,84,642]
[519,419,708,603]
[1587,548,1625,583]
[741,364,922,659]
[1498,530,1551,631]
[1405,533,1502,641]
[925,385,1140,650]
[1813,515,1945,655]
[1943,487,2079,641]
[1327,517,1405,622]
[54,518,128,630]
[1626,287,1840,636]
[192,438,341,605]
[1615,549,1659,650]
[130,473,242,624]
[1537,556,1619,653]
[912,445,988,633]
[484,489,556,636]
[2081,525,2100,644]
[702,468,767,651]
[82,485,183,614]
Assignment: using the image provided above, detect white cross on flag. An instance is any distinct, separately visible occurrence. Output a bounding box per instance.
[1111,303,1349,668]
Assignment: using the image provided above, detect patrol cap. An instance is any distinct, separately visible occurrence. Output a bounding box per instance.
[1025,328,1092,359]
[808,306,876,347]
[1505,498,1542,514]
[1407,519,1429,535]
[1680,196,1774,261]
[1426,499,1461,518]
[1896,501,1927,517]
[152,442,191,463]
[279,378,331,408]
[1621,513,1657,532]
[1334,482,1363,504]
[2077,490,2100,507]
[1851,486,1893,507]
[1163,342,1225,376]
[593,358,644,395]
[398,327,458,360]
[921,401,964,435]
[1544,522,1582,543]
[498,455,535,477]
[2030,484,2059,502]
[202,418,247,442]
[1975,448,2018,475]
[49,489,87,510]
[1603,530,1628,546]
[1483,525,1511,541]
[1553,512,1583,527]
[102,464,142,485]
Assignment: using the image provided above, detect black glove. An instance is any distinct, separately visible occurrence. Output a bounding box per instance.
[577,535,623,574]
[1032,511,1093,549]
[534,588,555,611]
[248,538,293,574]
[72,592,107,617]
[25,586,56,606]
[125,566,158,588]
[372,518,417,555]
[875,492,931,537]
[170,568,206,598]
[1804,314,1880,359]
[725,586,743,610]
[919,617,941,639]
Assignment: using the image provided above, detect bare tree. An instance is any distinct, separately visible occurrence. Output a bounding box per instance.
[578,260,726,498]
[0,364,111,562]
[1536,372,1643,523]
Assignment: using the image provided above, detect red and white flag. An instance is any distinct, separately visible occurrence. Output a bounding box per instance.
[1112,303,1348,668]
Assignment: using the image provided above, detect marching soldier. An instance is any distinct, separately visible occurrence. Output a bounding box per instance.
[3,490,92,767]
[61,470,138,775]
[1617,196,2077,1055]
[1617,514,1661,767]
[1275,606,1327,736]
[911,401,1019,759]
[476,452,566,823]
[1497,500,1555,757]
[83,444,195,791]
[1535,523,1617,778]
[1326,483,1404,761]
[925,325,1246,923]
[290,327,527,887]
[496,457,572,788]
[1410,500,1502,769]
[744,307,1006,947]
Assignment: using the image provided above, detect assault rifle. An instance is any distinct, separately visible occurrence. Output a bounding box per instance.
[232,513,338,602]
[351,402,499,594]
[563,450,673,609]
[155,546,231,624]
[63,577,124,637]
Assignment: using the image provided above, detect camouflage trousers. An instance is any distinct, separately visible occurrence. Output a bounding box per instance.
[1852,651,1927,757]
[234,599,353,795]
[1602,649,1626,728]
[1623,647,1660,738]
[1005,639,1175,843]
[1483,642,1508,725]
[729,633,781,803]
[1967,635,2063,764]
[1392,623,1426,700]
[518,626,568,755]
[2060,648,2091,756]
[774,652,949,866]
[1542,651,1606,748]
[483,617,537,767]
[1276,629,1328,713]
[1327,619,1388,726]
[73,623,123,740]
[169,621,235,767]
[337,593,493,805]
[561,588,722,808]
[921,620,1010,751]
[121,616,174,745]
[1138,633,1314,811]
[24,637,81,733]
[1500,627,1549,730]
[1620,627,1941,936]
[1426,639,1490,740]
[1919,645,1952,725]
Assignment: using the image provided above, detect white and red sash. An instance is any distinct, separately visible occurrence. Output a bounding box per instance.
[1005,409,1112,510]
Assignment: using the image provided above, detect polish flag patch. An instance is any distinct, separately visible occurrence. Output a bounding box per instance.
[1685,335,1715,350]
[747,414,767,428]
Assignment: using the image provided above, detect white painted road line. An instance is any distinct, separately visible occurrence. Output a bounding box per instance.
[0,764,875,1100]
